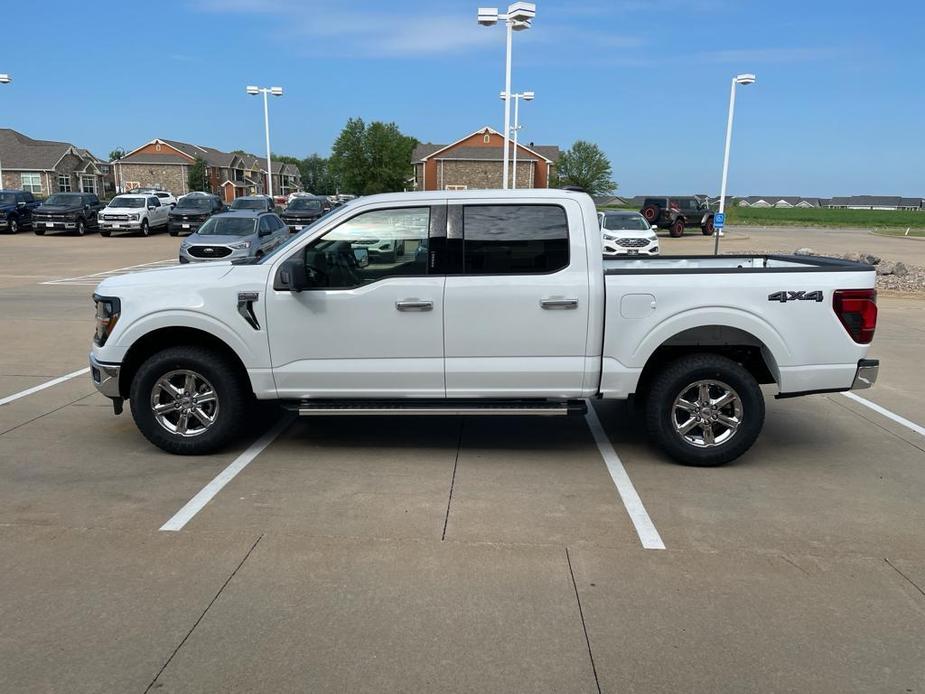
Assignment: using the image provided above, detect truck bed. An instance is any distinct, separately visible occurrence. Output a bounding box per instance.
[603,254,871,274]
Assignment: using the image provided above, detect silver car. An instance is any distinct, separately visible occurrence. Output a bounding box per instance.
[178,210,289,263]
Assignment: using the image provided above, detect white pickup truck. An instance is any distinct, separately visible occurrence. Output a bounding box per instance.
[89,190,879,466]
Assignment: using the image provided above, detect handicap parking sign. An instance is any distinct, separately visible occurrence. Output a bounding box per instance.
[714,212,725,228]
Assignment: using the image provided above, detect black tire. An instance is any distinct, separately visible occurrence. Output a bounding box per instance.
[140,219,150,237]
[100,230,111,238]
[701,217,715,236]
[76,218,87,236]
[669,219,685,237]
[129,345,249,455]
[645,353,765,467]
[34,227,45,236]
[169,230,179,237]
[641,205,660,223]
[8,217,19,234]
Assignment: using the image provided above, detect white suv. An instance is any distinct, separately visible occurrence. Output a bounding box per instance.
[98,194,170,237]
[598,210,660,256]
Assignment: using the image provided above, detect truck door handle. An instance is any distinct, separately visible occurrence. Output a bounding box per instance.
[396,299,433,312]
[540,298,579,310]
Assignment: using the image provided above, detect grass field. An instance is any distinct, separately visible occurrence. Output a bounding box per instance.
[597,204,925,229]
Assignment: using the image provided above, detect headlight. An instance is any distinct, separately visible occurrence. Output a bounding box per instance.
[129,213,140,221]
[93,295,121,347]
[602,232,617,240]
[229,240,251,250]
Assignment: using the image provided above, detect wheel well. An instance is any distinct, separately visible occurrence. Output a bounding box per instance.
[118,327,249,398]
[634,326,778,397]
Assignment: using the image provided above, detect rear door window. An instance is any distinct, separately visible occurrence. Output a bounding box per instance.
[461,204,569,275]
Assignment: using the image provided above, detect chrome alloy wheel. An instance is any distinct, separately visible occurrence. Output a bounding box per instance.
[150,369,219,437]
[671,379,743,448]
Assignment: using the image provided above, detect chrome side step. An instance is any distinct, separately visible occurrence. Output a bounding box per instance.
[288,399,587,417]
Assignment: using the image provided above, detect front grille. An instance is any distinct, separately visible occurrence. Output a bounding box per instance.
[187,245,232,259]
[616,238,649,248]
[177,214,207,222]
[103,214,130,221]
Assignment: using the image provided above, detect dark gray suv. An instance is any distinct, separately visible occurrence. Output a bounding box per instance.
[178,210,289,263]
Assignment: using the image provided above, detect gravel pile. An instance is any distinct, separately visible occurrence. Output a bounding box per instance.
[729,248,925,294]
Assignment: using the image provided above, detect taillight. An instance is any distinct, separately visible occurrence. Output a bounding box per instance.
[833,289,877,344]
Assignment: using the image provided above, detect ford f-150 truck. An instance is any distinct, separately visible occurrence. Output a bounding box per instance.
[89,189,879,466]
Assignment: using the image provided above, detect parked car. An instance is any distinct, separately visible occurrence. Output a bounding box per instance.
[32,192,104,235]
[178,210,289,264]
[152,191,177,208]
[640,196,715,238]
[598,210,659,256]
[280,195,327,232]
[99,194,170,237]
[230,195,276,213]
[89,189,879,467]
[0,189,40,233]
[168,194,225,236]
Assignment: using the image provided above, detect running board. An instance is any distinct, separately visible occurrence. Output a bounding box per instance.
[286,399,587,417]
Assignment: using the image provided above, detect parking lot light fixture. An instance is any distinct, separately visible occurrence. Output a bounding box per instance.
[714,72,756,255]
[0,73,10,183]
[477,2,535,189]
[503,90,535,190]
[246,84,284,199]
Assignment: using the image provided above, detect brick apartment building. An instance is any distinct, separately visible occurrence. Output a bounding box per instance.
[412,127,559,191]
[0,128,108,197]
[114,139,301,200]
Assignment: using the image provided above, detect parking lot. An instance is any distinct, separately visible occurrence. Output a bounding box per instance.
[1,229,924,693]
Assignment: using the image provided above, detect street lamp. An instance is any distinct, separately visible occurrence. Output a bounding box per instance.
[500,90,534,189]
[714,73,756,254]
[477,2,535,189]
[245,84,284,198]
[0,74,10,185]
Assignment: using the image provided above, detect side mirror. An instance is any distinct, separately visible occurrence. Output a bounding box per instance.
[651,225,658,231]
[17,201,25,208]
[148,205,156,210]
[277,255,309,292]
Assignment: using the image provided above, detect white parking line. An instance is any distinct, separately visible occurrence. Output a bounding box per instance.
[41,258,177,286]
[160,415,294,532]
[0,368,90,406]
[842,392,925,438]
[584,404,666,550]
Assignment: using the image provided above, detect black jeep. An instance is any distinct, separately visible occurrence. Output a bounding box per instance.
[640,196,715,238]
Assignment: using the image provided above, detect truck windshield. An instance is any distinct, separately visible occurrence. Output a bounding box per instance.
[231,199,266,210]
[109,197,146,208]
[196,217,256,236]
[0,193,15,204]
[176,198,212,210]
[287,199,322,211]
[45,194,81,205]
[603,214,650,231]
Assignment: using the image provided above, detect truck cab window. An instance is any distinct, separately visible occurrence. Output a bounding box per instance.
[304,207,430,289]
[462,204,568,274]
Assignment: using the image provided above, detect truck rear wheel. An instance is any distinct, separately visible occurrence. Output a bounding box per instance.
[130,346,249,455]
[641,205,660,223]
[645,353,764,466]
[701,218,714,235]
[669,219,685,237]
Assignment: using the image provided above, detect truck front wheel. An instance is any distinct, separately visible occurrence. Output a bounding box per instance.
[701,218,715,235]
[645,353,765,466]
[130,346,249,455]
[669,219,685,237]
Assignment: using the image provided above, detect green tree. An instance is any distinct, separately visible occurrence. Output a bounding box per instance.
[299,154,337,195]
[187,157,210,193]
[108,148,125,161]
[329,117,417,195]
[556,140,616,196]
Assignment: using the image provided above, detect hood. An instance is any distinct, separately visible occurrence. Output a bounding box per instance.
[184,233,253,246]
[0,203,16,213]
[170,207,212,216]
[103,206,146,213]
[602,227,657,239]
[95,262,235,294]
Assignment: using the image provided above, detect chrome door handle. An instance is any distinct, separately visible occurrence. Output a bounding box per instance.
[540,298,579,310]
[396,299,433,312]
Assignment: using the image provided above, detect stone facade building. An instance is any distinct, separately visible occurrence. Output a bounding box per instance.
[0,128,108,198]
[114,139,301,201]
[412,127,559,191]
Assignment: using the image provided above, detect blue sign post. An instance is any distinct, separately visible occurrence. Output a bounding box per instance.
[714,212,725,229]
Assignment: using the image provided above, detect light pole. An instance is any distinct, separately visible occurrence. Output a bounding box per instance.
[246,84,283,199]
[0,74,10,186]
[714,73,756,255]
[500,90,534,189]
[478,3,535,189]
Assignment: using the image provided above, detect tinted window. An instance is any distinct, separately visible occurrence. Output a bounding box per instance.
[231,198,267,210]
[258,216,273,233]
[197,216,256,237]
[148,197,160,207]
[304,207,430,289]
[462,205,568,274]
[110,196,146,208]
[177,197,213,210]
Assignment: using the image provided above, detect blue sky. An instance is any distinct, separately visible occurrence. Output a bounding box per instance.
[2,0,922,196]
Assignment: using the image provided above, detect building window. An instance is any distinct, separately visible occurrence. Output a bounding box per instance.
[21,173,42,194]
[58,174,72,192]
[462,204,569,275]
[445,185,468,190]
[80,176,97,194]
[483,131,491,143]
